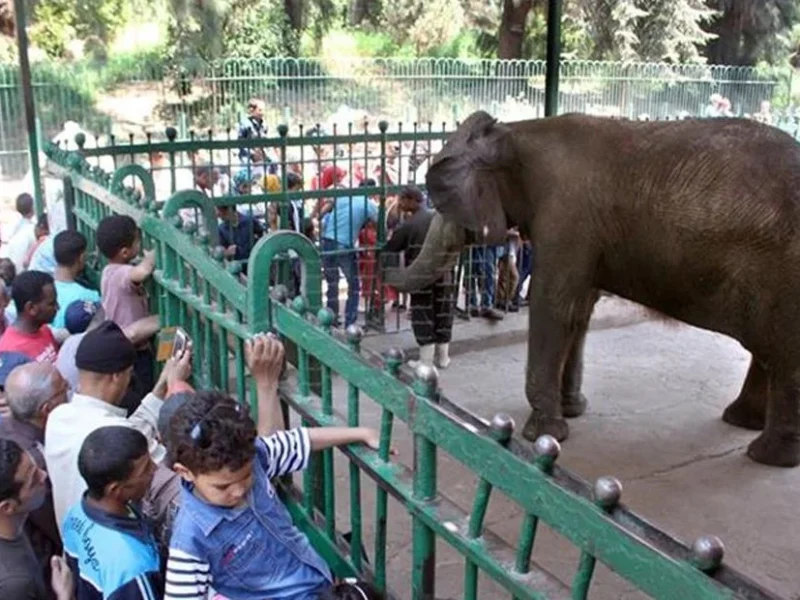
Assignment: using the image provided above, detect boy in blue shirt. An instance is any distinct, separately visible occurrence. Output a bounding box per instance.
[52,230,101,329]
[62,425,161,600]
[163,335,381,600]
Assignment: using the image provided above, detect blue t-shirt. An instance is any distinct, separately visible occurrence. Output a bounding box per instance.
[62,497,163,600]
[53,280,101,329]
[320,195,379,248]
[28,236,56,274]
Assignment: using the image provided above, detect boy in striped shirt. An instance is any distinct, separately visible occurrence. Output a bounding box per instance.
[163,335,381,600]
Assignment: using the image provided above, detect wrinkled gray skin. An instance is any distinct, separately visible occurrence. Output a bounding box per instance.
[384,110,800,467]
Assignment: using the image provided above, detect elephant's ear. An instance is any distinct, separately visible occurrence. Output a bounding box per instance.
[426,111,518,243]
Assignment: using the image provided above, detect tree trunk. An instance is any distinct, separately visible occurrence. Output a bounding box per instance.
[498,0,533,60]
[284,0,304,30]
[349,0,369,26]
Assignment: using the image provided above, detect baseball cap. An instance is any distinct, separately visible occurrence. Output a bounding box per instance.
[64,300,103,334]
[0,352,32,389]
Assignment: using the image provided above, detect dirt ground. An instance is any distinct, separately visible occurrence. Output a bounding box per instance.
[295,307,800,599]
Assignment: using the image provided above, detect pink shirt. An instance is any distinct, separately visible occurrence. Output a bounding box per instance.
[101,263,149,329]
[0,325,58,363]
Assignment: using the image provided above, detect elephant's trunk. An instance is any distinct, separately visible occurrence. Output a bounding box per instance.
[383,211,466,293]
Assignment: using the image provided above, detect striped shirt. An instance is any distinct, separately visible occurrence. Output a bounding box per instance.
[165,428,331,600]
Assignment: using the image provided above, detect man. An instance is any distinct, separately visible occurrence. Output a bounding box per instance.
[0,362,68,588]
[51,231,100,329]
[44,320,192,528]
[238,98,274,173]
[383,186,455,370]
[0,352,33,420]
[0,270,60,363]
[320,181,379,328]
[2,193,36,273]
[0,438,73,600]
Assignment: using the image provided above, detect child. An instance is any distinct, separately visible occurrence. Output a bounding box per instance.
[382,185,455,370]
[52,230,101,329]
[96,215,156,406]
[62,425,162,600]
[163,364,382,599]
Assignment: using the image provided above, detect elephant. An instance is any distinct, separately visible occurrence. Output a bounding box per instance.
[383,109,800,468]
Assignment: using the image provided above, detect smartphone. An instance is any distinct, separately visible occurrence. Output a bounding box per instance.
[172,327,190,358]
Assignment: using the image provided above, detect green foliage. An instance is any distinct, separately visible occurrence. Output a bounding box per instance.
[223,0,298,58]
[29,0,134,59]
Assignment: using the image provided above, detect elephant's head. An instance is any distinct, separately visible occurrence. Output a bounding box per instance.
[383,111,523,292]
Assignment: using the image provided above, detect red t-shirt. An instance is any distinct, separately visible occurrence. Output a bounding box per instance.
[0,325,59,363]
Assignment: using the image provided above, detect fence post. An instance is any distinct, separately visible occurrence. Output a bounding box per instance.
[62,175,76,232]
[544,0,563,117]
[13,0,43,215]
[412,364,439,599]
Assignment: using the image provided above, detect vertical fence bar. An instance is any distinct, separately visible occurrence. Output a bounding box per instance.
[345,324,364,571]
[411,366,439,600]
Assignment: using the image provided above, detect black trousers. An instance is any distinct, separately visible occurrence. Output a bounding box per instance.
[410,281,455,347]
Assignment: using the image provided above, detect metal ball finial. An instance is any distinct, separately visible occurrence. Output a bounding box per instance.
[277,124,289,137]
[74,132,86,149]
[692,535,725,571]
[165,126,178,141]
[533,435,561,460]
[291,296,307,315]
[345,324,364,344]
[593,476,622,510]
[316,308,335,329]
[271,284,289,304]
[489,413,515,444]
[414,364,439,388]
[692,535,725,572]
[386,347,404,362]
[378,120,389,133]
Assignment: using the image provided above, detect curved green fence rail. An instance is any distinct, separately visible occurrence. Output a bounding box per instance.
[43,142,788,600]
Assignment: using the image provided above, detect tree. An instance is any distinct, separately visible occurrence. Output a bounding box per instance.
[704,0,799,65]
[498,0,534,59]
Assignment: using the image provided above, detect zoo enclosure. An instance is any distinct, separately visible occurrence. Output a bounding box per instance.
[0,57,787,177]
[41,137,789,600]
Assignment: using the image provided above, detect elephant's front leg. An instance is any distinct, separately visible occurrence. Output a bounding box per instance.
[722,357,767,431]
[747,369,800,467]
[561,325,590,419]
[522,292,594,443]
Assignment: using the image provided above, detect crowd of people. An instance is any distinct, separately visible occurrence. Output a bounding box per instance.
[141,98,534,370]
[0,201,391,599]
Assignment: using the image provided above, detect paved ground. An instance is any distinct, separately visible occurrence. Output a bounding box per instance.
[290,297,800,599]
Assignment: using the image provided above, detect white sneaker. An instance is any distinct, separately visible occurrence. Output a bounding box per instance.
[408,344,435,370]
[434,343,451,369]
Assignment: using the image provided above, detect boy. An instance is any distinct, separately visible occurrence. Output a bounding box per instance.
[96,215,156,400]
[0,270,59,363]
[62,425,161,600]
[52,231,100,329]
[163,337,381,600]
[383,185,455,370]
[217,202,265,270]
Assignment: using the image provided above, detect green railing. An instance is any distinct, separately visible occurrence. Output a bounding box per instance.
[43,140,787,600]
[2,56,785,177]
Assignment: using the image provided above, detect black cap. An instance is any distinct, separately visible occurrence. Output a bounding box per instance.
[75,320,136,374]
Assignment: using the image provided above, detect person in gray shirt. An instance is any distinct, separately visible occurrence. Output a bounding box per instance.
[0,438,73,600]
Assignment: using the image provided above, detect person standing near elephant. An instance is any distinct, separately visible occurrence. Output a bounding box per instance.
[382,186,454,370]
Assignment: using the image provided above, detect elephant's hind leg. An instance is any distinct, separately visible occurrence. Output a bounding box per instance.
[746,368,800,467]
[722,357,767,431]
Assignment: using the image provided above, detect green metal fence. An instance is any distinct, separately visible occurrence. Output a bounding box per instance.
[43,138,788,600]
[1,57,786,177]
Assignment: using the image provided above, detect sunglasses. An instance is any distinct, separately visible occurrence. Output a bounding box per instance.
[189,402,245,449]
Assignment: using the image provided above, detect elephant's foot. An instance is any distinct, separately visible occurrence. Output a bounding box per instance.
[722,395,766,431]
[522,411,569,443]
[747,431,800,467]
[561,393,588,419]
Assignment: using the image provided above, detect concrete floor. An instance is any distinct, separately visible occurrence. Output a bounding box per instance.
[292,301,799,599]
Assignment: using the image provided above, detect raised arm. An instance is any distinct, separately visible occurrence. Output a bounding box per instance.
[129,250,156,284]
